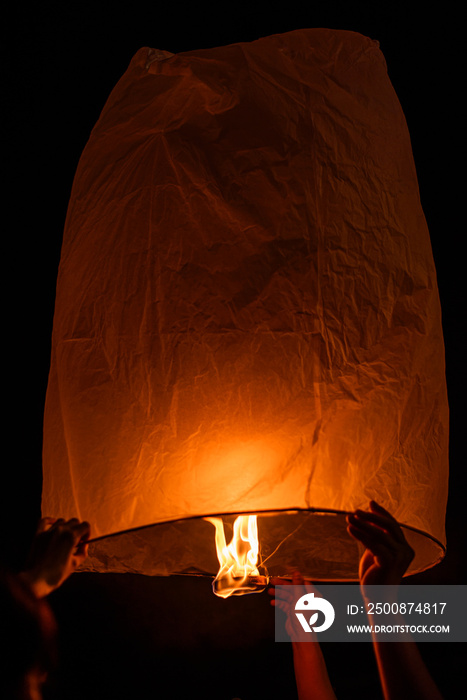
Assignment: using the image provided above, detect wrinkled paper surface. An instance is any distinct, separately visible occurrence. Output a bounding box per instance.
[42,29,448,579]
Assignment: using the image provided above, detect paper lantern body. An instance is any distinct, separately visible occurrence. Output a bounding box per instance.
[42,29,448,579]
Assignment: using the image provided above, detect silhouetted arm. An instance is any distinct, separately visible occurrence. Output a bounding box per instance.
[19,517,90,597]
[347,501,444,700]
[270,572,337,700]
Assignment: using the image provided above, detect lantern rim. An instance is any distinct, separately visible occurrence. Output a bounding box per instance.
[80,508,446,580]
[84,506,446,558]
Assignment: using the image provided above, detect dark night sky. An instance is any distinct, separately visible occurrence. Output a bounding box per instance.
[2,2,466,698]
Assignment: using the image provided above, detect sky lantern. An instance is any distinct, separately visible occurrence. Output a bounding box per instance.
[42,28,448,594]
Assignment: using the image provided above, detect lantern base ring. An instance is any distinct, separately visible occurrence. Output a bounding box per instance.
[80,508,446,581]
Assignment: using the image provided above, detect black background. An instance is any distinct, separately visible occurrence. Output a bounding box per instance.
[2,2,465,698]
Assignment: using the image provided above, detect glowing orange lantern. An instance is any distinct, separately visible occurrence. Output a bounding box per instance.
[42,29,448,588]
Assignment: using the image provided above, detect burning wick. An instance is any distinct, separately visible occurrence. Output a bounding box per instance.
[205,515,268,598]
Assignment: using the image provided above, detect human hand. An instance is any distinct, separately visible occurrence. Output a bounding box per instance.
[269,571,319,641]
[346,501,414,593]
[270,572,338,700]
[21,517,91,597]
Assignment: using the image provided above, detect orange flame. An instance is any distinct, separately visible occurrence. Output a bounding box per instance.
[205,515,267,598]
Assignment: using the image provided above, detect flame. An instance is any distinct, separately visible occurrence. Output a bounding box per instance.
[205,515,267,598]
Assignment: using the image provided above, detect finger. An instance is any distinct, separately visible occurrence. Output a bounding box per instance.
[72,551,88,570]
[347,522,396,560]
[270,586,295,604]
[355,507,405,542]
[65,518,82,530]
[350,509,407,545]
[270,576,294,586]
[347,516,392,545]
[73,524,91,557]
[64,518,85,533]
[273,593,294,605]
[370,500,398,521]
[74,521,91,538]
[270,598,291,614]
[353,508,399,532]
[75,540,89,559]
[48,519,67,539]
[36,517,57,533]
[49,518,66,530]
[67,521,91,543]
[368,502,413,547]
[73,529,91,560]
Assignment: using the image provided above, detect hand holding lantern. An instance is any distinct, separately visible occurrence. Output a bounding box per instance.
[347,502,443,700]
[346,500,415,591]
[269,572,338,700]
[20,517,91,598]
